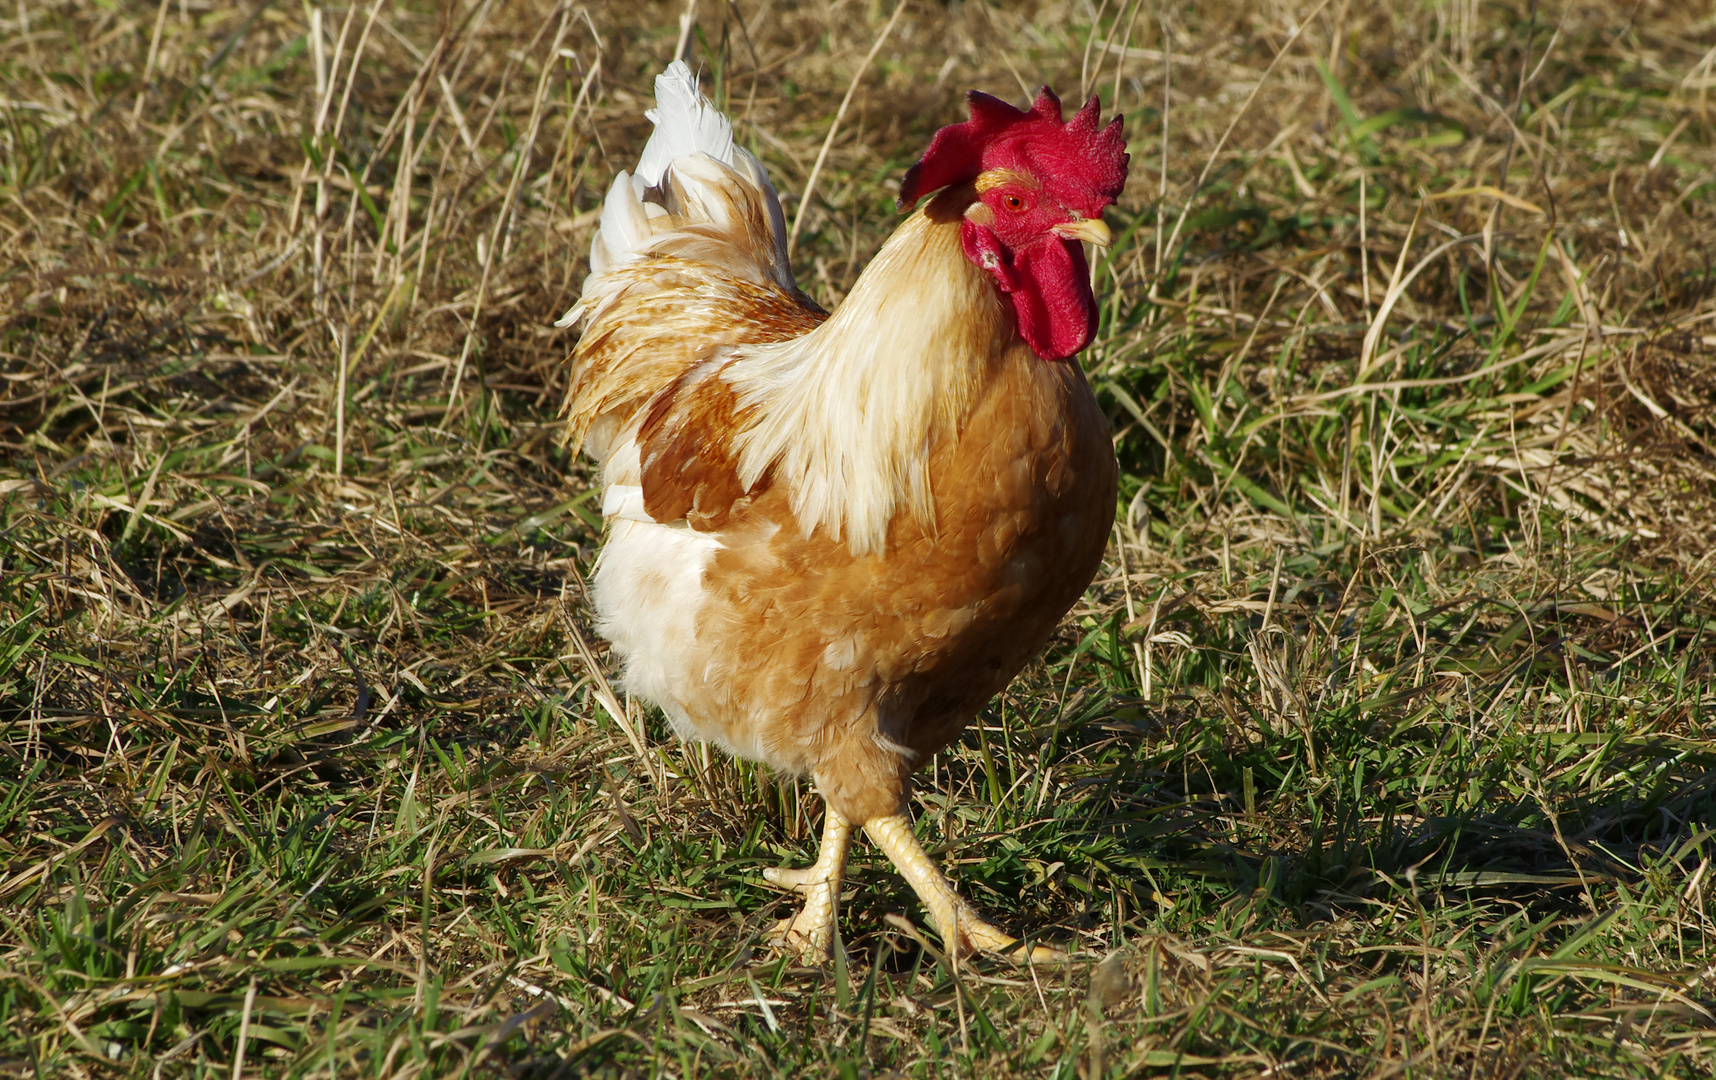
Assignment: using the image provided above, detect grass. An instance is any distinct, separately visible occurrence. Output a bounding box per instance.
[2,0,1715,1075]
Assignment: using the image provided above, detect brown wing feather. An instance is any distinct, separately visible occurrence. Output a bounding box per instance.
[638,370,754,529]
[632,277,828,528]
[580,268,823,527]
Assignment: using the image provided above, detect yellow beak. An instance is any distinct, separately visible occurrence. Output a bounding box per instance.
[1052,217,1113,248]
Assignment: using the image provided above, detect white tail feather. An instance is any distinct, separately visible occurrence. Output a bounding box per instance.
[560,61,795,328]
[637,61,735,187]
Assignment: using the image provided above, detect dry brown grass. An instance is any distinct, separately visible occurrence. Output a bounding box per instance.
[3,0,1716,1076]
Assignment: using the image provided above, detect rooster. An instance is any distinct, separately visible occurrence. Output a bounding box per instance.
[560,62,1126,963]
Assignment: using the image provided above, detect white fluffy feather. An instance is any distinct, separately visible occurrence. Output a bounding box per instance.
[636,61,735,188]
[590,514,736,748]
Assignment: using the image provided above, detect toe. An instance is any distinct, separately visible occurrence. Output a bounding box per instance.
[767,914,834,966]
[958,920,1018,958]
[948,911,1070,965]
[762,866,819,892]
[987,937,1072,965]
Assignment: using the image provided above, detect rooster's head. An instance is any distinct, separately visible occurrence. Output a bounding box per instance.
[899,88,1129,361]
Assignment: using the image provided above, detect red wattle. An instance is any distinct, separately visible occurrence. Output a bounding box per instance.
[1005,237,1096,361]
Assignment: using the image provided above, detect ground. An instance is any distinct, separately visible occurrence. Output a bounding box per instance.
[2,0,1716,1076]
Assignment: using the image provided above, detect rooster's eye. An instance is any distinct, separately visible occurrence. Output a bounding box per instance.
[1003,194,1025,211]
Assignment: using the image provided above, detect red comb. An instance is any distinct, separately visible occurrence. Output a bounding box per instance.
[898,87,1128,210]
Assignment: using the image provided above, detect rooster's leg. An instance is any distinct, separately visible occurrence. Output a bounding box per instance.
[762,805,854,965]
[864,813,1065,963]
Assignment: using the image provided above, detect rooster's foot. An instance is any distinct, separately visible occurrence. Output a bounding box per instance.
[864,812,1068,965]
[760,808,855,966]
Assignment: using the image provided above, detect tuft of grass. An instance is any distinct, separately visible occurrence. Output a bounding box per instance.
[2,0,1715,1076]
